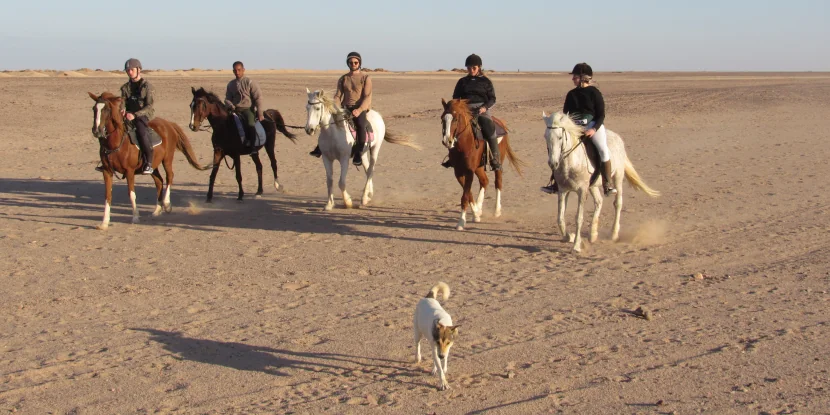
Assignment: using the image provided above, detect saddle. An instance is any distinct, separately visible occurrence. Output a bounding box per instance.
[342,111,375,146]
[231,113,267,147]
[579,135,602,186]
[126,123,162,148]
[471,116,509,169]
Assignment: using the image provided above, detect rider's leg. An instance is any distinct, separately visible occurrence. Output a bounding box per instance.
[541,171,558,194]
[590,124,616,195]
[240,108,257,148]
[310,145,322,157]
[352,110,368,165]
[479,116,500,171]
[135,116,153,174]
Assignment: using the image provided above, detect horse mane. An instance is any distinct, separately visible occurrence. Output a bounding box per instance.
[448,99,473,126]
[193,87,224,106]
[316,90,342,115]
[100,91,119,100]
[552,112,584,148]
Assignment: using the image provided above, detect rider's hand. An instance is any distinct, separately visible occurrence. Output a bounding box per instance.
[258,114,265,122]
[584,128,596,138]
[352,108,362,118]
[125,113,135,121]
[120,109,126,117]
[478,107,487,114]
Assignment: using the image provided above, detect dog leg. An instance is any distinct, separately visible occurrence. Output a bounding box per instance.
[414,329,422,363]
[432,347,449,391]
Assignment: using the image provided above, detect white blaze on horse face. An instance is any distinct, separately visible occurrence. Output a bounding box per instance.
[94,102,105,130]
[189,100,195,128]
[442,113,454,148]
[305,92,322,135]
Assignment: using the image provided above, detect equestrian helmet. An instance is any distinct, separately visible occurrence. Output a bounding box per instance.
[465,54,483,68]
[346,52,362,68]
[124,58,142,71]
[569,62,593,77]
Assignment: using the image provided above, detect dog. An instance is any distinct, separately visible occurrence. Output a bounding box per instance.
[413,282,459,391]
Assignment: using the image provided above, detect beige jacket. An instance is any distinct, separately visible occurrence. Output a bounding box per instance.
[334,72,372,112]
[225,76,264,118]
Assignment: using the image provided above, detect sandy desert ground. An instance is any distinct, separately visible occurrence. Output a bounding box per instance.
[1,70,829,414]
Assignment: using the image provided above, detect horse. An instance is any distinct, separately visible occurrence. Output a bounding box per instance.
[87,92,212,230]
[304,89,421,211]
[189,87,298,202]
[542,111,660,252]
[440,98,525,230]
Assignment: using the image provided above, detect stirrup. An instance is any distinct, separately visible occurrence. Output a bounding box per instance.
[541,183,558,194]
[140,164,154,175]
[309,148,322,158]
[604,186,617,196]
[352,155,363,166]
[95,164,104,172]
[441,159,452,168]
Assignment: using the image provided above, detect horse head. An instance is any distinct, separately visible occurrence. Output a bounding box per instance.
[88,92,121,139]
[440,99,472,149]
[190,87,223,132]
[304,88,337,136]
[543,111,580,170]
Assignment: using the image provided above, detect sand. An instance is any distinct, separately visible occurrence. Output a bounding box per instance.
[1,71,829,414]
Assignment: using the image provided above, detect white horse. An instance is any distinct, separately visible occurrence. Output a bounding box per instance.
[304,89,420,211]
[542,112,659,252]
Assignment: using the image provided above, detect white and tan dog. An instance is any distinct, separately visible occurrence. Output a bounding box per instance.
[413,282,459,391]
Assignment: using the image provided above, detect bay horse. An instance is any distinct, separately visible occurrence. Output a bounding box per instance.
[542,111,659,252]
[189,87,298,202]
[304,89,421,211]
[88,92,212,230]
[441,99,524,230]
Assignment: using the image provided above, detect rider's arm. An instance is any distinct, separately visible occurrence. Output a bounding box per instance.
[133,82,154,118]
[333,75,345,105]
[451,78,464,100]
[224,81,236,109]
[250,80,265,119]
[119,83,128,113]
[562,90,575,115]
[357,76,372,112]
[484,78,496,110]
[591,88,605,130]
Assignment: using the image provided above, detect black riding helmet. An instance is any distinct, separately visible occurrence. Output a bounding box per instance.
[124,58,142,71]
[465,54,482,68]
[569,62,593,77]
[346,52,362,69]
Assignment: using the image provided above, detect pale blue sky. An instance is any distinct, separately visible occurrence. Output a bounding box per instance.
[1,0,827,71]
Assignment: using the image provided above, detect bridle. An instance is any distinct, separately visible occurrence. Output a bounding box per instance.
[190,97,213,132]
[547,125,583,161]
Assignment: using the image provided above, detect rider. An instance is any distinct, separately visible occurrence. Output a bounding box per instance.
[225,61,265,151]
[541,62,617,196]
[118,58,155,175]
[309,51,374,166]
[446,53,500,171]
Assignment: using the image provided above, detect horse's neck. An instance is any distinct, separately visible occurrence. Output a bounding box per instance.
[105,120,126,149]
[559,137,588,172]
[319,111,351,142]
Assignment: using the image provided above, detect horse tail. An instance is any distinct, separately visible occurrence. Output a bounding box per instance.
[502,135,527,177]
[384,130,422,150]
[426,282,450,301]
[264,109,298,143]
[623,155,660,197]
[172,123,213,171]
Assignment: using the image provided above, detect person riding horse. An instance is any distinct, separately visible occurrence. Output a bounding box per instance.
[542,62,617,196]
[443,54,500,171]
[96,58,155,174]
[225,61,265,152]
[309,51,374,166]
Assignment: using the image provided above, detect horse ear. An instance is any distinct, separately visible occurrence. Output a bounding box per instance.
[306,87,310,94]
[542,111,547,118]
[441,98,448,107]
[88,92,99,101]
[191,86,196,95]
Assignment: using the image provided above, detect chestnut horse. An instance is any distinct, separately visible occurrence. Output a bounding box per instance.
[88,92,212,230]
[189,87,298,202]
[441,99,525,230]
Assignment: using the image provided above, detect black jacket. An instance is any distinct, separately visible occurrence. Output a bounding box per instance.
[563,86,605,130]
[452,75,496,109]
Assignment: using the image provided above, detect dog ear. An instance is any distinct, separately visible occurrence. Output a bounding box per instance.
[451,325,460,334]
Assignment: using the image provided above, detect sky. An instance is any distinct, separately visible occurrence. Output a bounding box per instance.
[1,0,827,71]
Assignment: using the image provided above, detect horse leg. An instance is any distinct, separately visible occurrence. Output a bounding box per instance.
[558,191,574,243]
[494,168,503,218]
[456,171,474,230]
[234,155,244,201]
[589,185,603,243]
[206,150,223,203]
[251,152,264,198]
[361,146,377,206]
[323,156,336,211]
[265,143,281,192]
[611,184,623,242]
[472,167,488,222]
[151,169,164,217]
[572,188,587,252]
[126,171,140,224]
[162,157,174,213]
[98,171,114,230]
[339,156,353,209]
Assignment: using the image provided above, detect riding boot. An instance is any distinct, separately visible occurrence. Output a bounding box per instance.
[541,171,558,194]
[310,145,322,158]
[486,136,501,171]
[600,161,617,196]
[243,125,257,153]
[352,135,366,166]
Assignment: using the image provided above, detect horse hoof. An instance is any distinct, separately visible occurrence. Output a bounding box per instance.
[456,225,465,231]
[495,210,502,218]
[163,204,172,213]
[324,204,334,211]
[205,199,213,204]
[568,233,576,243]
[473,216,481,223]
[236,199,244,203]
[344,201,353,209]
[152,207,163,217]
[274,182,281,192]
[96,224,108,230]
[255,194,262,199]
[131,217,140,224]
[362,198,371,206]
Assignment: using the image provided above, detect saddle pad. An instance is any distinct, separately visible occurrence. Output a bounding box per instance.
[232,114,267,147]
[128,128,162,148]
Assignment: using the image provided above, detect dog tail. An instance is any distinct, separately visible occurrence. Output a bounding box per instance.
[426,282,450,301]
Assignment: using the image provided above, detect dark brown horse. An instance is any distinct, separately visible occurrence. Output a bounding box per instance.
[440,99,525,230]
[189,87,298,202]
[88,92,212,230]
